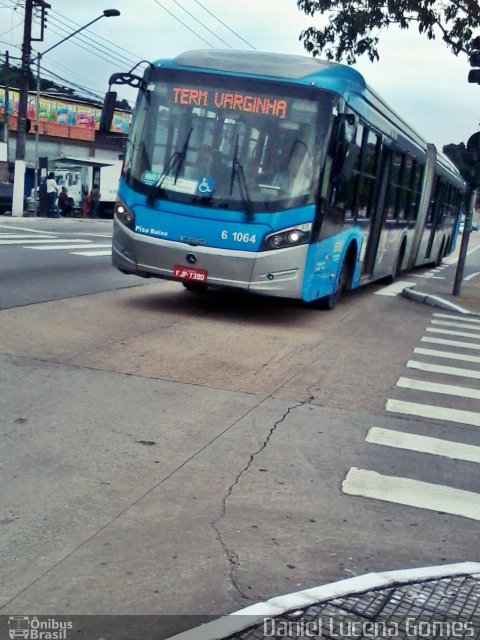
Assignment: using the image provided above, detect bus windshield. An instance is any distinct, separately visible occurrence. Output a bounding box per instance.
[124,72,333,213]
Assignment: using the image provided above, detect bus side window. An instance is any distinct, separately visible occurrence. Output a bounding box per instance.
[330,117,361,219]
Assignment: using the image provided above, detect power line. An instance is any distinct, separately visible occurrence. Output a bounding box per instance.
[190,0,256,50]
[152,0,215,48]
[49,7,150,64]
[167,0,233,48]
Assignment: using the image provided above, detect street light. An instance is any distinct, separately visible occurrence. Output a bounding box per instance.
[33,8,120,216]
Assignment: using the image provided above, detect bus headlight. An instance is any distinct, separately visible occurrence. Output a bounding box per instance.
[114,199,134,229]
[261,223,312,251]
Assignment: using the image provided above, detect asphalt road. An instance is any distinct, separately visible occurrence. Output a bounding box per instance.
[1,216,479,638]
[0,217,145,309]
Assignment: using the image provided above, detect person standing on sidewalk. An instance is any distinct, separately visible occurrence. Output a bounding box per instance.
[89,184,100,218]
[46,172,60,218]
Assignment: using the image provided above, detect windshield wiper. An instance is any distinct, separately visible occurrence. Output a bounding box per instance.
[146,127,193,205]
[229,135,254,222]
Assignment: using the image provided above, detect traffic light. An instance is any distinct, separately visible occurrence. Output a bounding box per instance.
[468,36,480,84]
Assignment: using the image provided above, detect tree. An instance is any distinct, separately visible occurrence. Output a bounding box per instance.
[443,142,479,186]
[297,0,480,64]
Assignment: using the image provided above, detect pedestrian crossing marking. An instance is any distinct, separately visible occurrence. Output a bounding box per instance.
[433,313,480,325]
[366,427,480,463]
[397,376,480,400]
[407,359,480,379]
[70,250,111,257]
[421,336,480,351]
[431,319,480,331]
[0,234,53,239]
[386,398,480,427]
[0,238,92,245]
[26,244,111,251]
[374,281,416,296]
[426,327,480,340]
[414,347,480,364]
[342,468,480,521]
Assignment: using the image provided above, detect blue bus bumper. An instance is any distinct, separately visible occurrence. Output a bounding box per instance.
[112,218,308,299]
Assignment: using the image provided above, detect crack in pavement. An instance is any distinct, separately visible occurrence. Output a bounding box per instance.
[210,402,304,601]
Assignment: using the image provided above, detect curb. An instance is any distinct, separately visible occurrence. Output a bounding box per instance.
[166,562,480,640]
[401,285,480,316]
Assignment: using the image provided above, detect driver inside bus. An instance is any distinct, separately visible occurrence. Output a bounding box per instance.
[198,143,228,183]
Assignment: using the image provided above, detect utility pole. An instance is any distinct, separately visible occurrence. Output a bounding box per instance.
[16,0,33,160]
[3,51,10,150]
[12,0,34,216]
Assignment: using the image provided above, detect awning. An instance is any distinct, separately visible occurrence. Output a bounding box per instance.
[51,157,114,168]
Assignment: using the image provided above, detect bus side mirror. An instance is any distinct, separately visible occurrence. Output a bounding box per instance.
[98,91,117,134]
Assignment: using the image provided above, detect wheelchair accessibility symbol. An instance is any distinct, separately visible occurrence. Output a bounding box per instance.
[197,177,216,195]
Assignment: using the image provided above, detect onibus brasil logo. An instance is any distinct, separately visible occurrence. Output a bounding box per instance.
[8,616,73,639]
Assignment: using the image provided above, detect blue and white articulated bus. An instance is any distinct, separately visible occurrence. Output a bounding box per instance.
[103,50,466,309]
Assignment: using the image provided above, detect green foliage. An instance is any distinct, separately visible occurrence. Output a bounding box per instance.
[297,1,480,63]
[443,142,479,186]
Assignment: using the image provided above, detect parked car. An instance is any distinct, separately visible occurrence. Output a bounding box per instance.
[0,182,26,214]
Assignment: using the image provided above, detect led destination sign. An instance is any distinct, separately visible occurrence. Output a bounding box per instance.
[172,86,288,118]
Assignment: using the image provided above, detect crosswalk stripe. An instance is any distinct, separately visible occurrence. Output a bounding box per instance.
[70,250,111,257]
[26,244,111,251]
[397,376,480,400]
[414,347,480,364]
[431,319,480,331]
[0,234,53,239]
[342,467,480,521]
[375,281,416,296]
[366,427,480,463]
[407,359,480,379]
[386,398,480,426]
[0,238,92,245]
[426,327,480,340]
[0,225,56,235]
[433,313,480,325]
[421,336,480,351]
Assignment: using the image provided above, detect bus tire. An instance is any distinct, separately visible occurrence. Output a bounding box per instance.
[318,259,350,310]
[384,241,406,284]
[435,239,445,267]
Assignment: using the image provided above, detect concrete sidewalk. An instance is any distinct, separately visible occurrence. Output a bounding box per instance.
[402,236,480,317]
[169,563,480,640]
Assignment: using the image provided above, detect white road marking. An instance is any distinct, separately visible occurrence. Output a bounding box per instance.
[414,347,480,364]
[430,276,446,280]
[426,327,480,340]
[421,336,480,351]
[433,313,480,325]
[26,244,111,251]
[465,272,480,282]
[0,234,53,239]
[0,225,56,235]
[407,359,480,379]
[431,319,480,331]
[70,250,111,257]
[397,376,480,400]
[0,238,92,245]
[366,427,480,463]
[375,281,416,296]
[386,398,480,426]
[343,467,480,521]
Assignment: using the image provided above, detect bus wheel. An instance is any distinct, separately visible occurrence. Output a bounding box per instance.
[319,259,349,310]
[435,240,445,267]
[182,281,208,293]
[384,242,405,284]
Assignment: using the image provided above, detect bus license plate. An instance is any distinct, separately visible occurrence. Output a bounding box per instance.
[173,265,207,282]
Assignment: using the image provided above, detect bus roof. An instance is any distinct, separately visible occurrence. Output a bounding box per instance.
[153,50,465,187]
[158,49,367,92]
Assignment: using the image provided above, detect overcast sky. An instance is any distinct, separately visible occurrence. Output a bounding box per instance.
[1,0,479,149]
